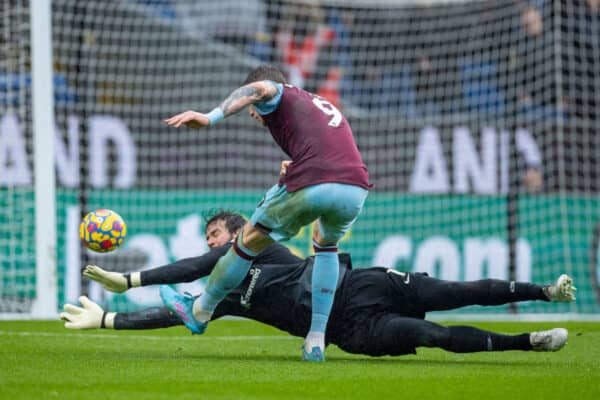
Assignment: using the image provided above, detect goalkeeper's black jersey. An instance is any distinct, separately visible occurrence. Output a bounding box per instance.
[212,245,352,339]
[140,242,352,338]
[213,254,348,336]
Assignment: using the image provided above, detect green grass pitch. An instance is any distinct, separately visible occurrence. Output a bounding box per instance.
[1,320,599,399]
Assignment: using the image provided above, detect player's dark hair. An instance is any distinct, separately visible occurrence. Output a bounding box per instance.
[204,209,246,234]
[243,64,287,85]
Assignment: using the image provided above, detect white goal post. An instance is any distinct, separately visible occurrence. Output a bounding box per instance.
[30,0,58,319]
[0,0,57,320]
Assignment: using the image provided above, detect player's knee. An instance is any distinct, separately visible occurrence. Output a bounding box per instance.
[241,224,273,252]
[312,231,337,248]
[313,224,343,247]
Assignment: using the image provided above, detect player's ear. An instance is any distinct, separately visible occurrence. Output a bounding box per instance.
[232,228,241,240]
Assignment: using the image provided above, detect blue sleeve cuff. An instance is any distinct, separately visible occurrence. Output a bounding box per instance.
[207,108,224,126]
[254,82,283,115]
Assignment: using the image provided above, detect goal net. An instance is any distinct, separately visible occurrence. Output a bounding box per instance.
[1,2,37,315]
[1,0,599,317]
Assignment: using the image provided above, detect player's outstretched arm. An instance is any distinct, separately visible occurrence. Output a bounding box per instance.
[164,110,210,129]
[164,81,279,128]
[61,296,114,329]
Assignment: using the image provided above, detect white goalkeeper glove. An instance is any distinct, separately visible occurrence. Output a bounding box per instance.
[83,265,140,293]
[60,296,115,329]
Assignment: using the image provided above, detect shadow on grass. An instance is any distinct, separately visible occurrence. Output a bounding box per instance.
[88,346,544,367]
[324,356,541,367]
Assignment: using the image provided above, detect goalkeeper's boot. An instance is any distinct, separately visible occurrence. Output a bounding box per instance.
[530,328,568,351]
[159,285,207,335]
[302,345,325,362]
[543,274,577,302]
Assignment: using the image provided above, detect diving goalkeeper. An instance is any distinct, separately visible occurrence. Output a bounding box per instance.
[62,211,576,356]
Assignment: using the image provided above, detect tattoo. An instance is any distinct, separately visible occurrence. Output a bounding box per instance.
[218,82,277,117]
[219,86,260,117]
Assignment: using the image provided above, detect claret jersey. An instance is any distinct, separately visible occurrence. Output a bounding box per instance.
[257,84,370,192]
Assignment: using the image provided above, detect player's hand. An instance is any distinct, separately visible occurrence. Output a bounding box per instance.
[83,265,128,293]
[60,296,104,329]
[164,110,210,129]
[280,160,292,176]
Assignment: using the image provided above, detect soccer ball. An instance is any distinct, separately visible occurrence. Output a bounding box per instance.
[80,209,127,253]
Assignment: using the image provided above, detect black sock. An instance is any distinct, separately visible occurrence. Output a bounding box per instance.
[445,326,532,352]
[484,280,548,303]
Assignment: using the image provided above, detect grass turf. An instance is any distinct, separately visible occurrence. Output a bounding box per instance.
[0,320,599,399]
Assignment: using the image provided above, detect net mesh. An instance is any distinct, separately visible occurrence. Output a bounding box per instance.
[1,0,599,315]
[0,1,36,314]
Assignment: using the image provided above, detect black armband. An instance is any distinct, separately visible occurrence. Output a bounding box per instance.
[125,273,132,289]
[100,311,108,329]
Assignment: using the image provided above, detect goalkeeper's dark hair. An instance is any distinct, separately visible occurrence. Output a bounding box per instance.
[204,209,246,234]
[243,64,287,85]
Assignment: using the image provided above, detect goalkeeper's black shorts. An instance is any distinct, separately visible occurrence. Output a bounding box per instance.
[327,268,428,356]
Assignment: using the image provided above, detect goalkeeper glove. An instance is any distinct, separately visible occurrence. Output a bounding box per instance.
[60,296,115,329]
[83,265,140,293]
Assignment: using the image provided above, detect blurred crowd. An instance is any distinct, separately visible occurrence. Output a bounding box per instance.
[136,0,600,122]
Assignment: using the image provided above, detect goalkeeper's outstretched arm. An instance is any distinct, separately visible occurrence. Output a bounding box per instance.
[82,245,229,293]
[61,296,183,330]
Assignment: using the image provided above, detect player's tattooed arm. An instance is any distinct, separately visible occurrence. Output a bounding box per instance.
[219,81,279,117]
[164,81,278,129]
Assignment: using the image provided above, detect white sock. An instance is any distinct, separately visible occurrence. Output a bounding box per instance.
[305,332,325,350]
[192,296,213,323]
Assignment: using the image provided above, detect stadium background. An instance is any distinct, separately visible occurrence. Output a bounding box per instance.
[1,0,599,316]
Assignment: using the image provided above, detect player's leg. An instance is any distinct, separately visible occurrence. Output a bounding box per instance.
[160,222,272,334]
[199,183,291,314]
[303,183,368,361]
[303,222,339,361]
[370,315,567,355]
[414,274,575,313]
[161,186,293,334]
[197,223,272,315]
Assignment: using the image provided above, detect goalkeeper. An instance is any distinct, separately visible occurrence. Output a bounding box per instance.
[63,211,576,356]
